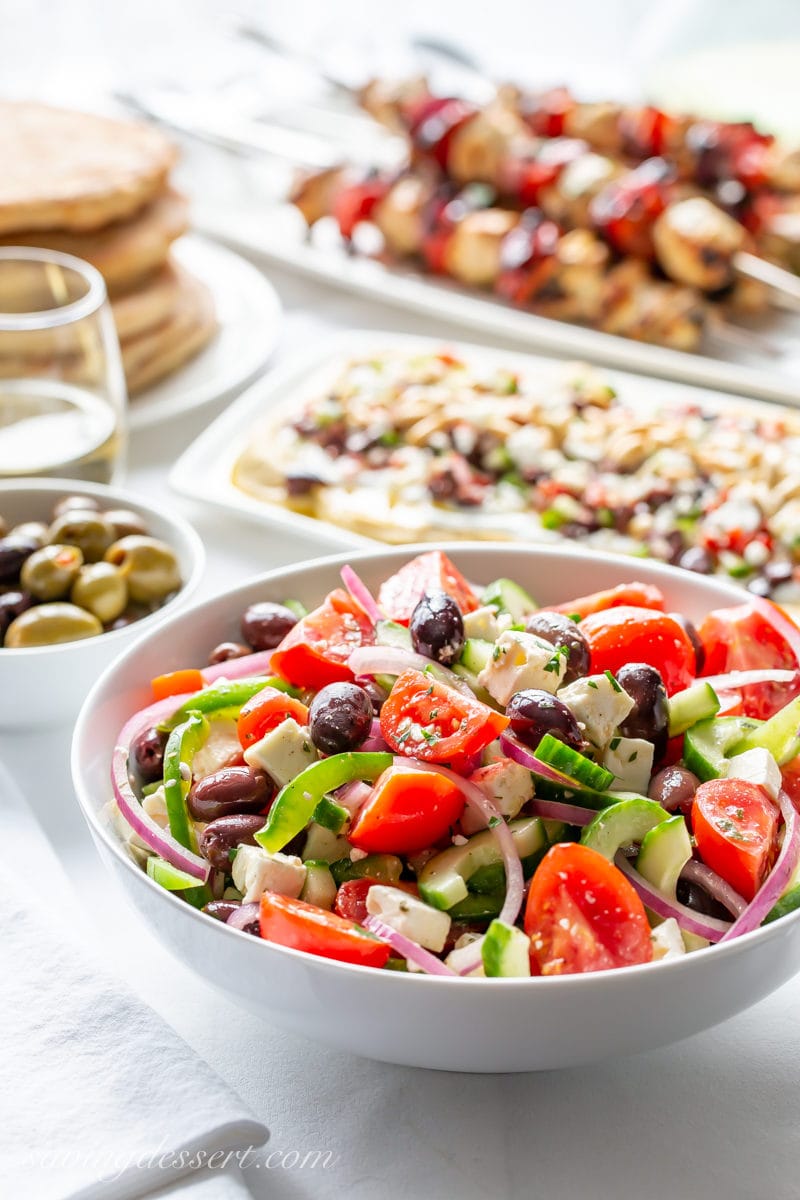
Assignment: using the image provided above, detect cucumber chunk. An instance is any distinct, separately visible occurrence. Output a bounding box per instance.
[581,797,670,860]
[283,598,308,620]
[682,716,761,781]
[459,637,495,676]
[481,578,538,622]
[300,860,337,910]
[449,891,504,920]
[731,695,800,766]
[667,681,720,737]
[636,815,692,900]
[418,817,546,910]
[311,794,350,834]
[329,853,404,885]
[482,919,531,977]
[535,733,614,790]
[375,619,412,650]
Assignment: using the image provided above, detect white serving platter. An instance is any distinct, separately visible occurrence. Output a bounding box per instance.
[197,203,800,409]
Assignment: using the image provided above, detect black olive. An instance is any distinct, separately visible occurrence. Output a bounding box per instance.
[676,877,731,922]
[409,591,465,665]
[308,682,374,756]
[0,589,33,639]
[525,611,590,683]
[617,663,669,764]
[187,765,272,822]
[199,814,265,870]
[506,688,583,752]
[648,765,699,813]
[240,602,298,651]
[130,727,168,784]
[0,535,38,583]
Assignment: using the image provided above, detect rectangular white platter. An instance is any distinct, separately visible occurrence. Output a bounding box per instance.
[170,327,791,556]
[198,202,800,409]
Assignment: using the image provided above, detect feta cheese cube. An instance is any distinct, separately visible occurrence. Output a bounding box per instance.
[366,885,451,952]
[462,606,501,642]
[651,918,686,962]
[726,747,782,803]
[478,631,567,705]
[232,845,307,903]
[461,759,534,833]
[603,737,654,796]
[557,673,634,748]
[243,717,317,787]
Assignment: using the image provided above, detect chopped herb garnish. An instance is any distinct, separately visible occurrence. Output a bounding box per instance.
[609,737,621,751]
[587,680,599,690]
[567,612,582,624]
[628,751,639,763]
[604,670,623,693]
[488,816,501,828]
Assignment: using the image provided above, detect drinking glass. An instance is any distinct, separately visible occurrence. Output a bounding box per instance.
[0,247,127,482]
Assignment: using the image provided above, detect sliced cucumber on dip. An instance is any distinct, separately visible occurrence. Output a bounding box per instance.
[667,681,720,737]
[683,716,761,781]
[481,578,538,622]
[581,797,670,860]
[636,815,692,899]
[535,733,615,790]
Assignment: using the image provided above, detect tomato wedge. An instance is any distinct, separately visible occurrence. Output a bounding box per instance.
[259,893,390,968]
[349,763,466,854]
[380,668,508,763]
[378,551,480,625]
[581,605,696,694]
[692,778,779,902]
[270,589,375,690]
[698,602,800,719]
[151,668,204,701]
[550,582,665,620]
[334,877,419,923]
[237,686,309,747]
[525,843,653,975]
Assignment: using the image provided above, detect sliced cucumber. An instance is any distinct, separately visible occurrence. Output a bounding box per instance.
[311,794,350,834]
[301,824,351,863]
[731,695,800,766]
[283,598,308,620]
[481,577,538,622]
[329,853,403,885]
[667,681,720,737]
[459,637,495,676]
[300,860,337,910]
[636,815,692,900]
[581,797,670,860]
[481,919,531,977]
[542,819,568,843]
[418,816,546,910]
[376,619,412,650]
[449,891,504,920]
[764,858,800,925]
[535,733,614,790]
[146,856,201,891]
[469,844,549,893]
[682,716,761,781]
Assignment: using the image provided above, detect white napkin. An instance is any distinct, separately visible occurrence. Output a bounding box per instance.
[0,762,268,1200]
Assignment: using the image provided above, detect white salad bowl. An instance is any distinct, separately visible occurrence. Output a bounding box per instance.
[71,544,800,1072]
[0,479,204,728]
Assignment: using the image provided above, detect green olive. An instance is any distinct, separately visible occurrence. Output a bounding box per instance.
[52,494,100,520]
[102,508,149,539]
[48,511,116,563]
[21,544,84,600]
[4,602,102,647]
[71,562,128,623]
[10,521,49,548]
[104,535,181,604]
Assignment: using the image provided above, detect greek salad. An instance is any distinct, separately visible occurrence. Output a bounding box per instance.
[113,551,800,978]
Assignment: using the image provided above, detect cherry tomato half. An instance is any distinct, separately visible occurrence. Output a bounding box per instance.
[334,877,419,924]
[349,763,466,855]
[380,668,508,763]
[270,589,374,690]
[581,605,696,694]
[259,893,390,969]
[237,687,309,748]
[692,778,779,902]
[525,843,653,975]
[378,551,479,625]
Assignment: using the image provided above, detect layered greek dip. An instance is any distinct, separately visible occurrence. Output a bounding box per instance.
[113,551,800,978]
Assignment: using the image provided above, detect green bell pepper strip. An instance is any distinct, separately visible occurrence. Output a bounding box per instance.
[146,855,203,891]
[256,752,393,853]
[163,711,209,851]
[159,676,300,732]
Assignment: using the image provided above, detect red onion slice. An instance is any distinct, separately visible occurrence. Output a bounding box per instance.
[614,852,731,942]
[335,778,373,816]
[701,668,798,691]
[400,757,525,927]
[348,645,475,697]
[719,790,800,942]
[112,694,210,882]
[530,798,596,827]
[363,915,456,976]
[341,564,383,624]
[203,650,275,683]
[227,902,261,932]
[680,860,747,917]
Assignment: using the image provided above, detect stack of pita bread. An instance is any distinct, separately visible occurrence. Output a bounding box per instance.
[0,102,217,395]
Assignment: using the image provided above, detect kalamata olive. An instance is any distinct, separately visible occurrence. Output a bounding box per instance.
[21,543,83,600]
[199,813,265,870]
[187,765,272,822]
[204,899,241,923]
[208,641,251,666]
[308,682,374,755]
[0,534,39,582]
[48,510,116,563]
[105,535,181,603]
[676,877,731,921]
[4,602,102,647]
[240,602,298,651]
[102,508,148,539]
[409,590,465,665]
[672,614,705,675]
[361,678,389,716]
[679,546,713,575]
[130,727,167,783]
[648,765,699,813]
[525,611,590,683]
[71,562,128,623]
[617,663,669,763]
[10,521,49,548]
[506,688,584,751]
[52,494,100,519]
[0,590,33,638]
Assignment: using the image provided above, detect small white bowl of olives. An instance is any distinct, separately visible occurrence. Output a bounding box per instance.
[0,479,204,727]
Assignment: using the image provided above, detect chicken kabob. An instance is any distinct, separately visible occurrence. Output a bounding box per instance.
[356,84,800,307]
[294,162,723,351]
